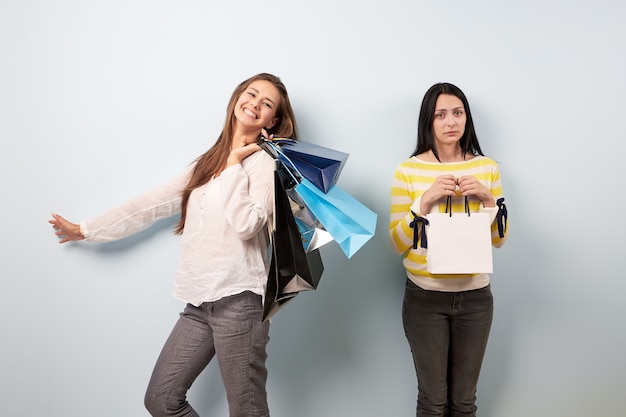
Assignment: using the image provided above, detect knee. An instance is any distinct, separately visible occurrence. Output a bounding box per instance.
[144,388,162,416]
[144,387,184,417]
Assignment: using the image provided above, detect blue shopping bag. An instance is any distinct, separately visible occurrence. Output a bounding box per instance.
[294,179,377,259]
[273,138,349,193]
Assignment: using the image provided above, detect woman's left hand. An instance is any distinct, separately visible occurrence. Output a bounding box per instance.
[456,175,495,207]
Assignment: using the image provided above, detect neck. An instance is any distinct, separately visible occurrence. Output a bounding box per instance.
[433,147,464,163]
[231,126,262,148]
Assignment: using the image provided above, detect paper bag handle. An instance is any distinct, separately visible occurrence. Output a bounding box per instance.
[445,196,471,217]
[259,137,302,188]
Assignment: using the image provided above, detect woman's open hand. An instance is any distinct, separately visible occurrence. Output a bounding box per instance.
[49,213,84,243]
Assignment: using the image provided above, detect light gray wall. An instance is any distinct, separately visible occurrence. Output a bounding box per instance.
[2,1,624,416]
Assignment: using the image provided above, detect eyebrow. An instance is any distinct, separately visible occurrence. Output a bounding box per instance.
[435,106,464,112]
[249,87,276,105]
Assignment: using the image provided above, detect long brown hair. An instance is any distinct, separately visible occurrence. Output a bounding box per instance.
[174,73,299,234]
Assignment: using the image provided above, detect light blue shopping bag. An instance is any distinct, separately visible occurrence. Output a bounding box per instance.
[294,179,377,259]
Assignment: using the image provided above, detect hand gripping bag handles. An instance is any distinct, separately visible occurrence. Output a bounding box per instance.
[423,196,493,274]
[262,160,324,322]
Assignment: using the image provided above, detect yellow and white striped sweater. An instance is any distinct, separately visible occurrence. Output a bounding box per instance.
[389,155,508,292]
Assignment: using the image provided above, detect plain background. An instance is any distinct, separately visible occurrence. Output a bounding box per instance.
[1,1,624,416]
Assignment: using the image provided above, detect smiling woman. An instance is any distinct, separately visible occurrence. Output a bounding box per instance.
[49,73,300,417]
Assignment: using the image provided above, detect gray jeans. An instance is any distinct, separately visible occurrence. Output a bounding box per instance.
[402,279,493,417]
[144,291,271,417]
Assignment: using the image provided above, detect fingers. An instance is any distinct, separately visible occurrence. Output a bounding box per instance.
[226,143,262,167]
[436,175,458,195]
[49,212,83,243]
[456,176,489,199]
[236,143,261,159]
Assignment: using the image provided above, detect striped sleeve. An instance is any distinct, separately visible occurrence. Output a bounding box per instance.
[488,164,508,248]
[388,161,427,255]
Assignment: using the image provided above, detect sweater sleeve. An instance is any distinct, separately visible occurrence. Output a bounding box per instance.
[389,165,421,255]
[80,169,190,242]
[488,164,508,248]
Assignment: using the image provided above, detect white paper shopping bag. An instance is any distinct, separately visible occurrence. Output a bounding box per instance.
[425,199,493,274]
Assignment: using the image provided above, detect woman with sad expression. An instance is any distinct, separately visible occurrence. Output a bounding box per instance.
[389,83,508,417]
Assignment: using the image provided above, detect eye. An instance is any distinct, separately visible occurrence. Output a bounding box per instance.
[434,112,444,118]
[247,91,256,98]
[454,110,464,116]
[263,102,273,109]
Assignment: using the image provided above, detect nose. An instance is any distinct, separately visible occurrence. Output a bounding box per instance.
[446,115,457,127]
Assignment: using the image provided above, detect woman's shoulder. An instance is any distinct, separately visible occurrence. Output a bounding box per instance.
[471,155,499,166]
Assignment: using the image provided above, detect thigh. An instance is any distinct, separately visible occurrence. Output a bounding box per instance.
[402,280,452,414]
[211,291,270,417]
[448,286,493,414]
[145,304,215,415]
[449,286,493,371]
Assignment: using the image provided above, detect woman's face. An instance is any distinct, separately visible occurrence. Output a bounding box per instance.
[432,93,466,148]
[234,80,281,135]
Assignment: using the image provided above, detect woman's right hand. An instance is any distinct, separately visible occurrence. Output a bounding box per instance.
[226,129,272,168]
[49,213,84,244]
[420,175,458,214]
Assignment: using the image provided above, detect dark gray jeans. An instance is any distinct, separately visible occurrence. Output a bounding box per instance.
[144,291,271,417]
[402,279,493,417]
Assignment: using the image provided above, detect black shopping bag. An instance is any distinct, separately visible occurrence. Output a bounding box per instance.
[262,163,324,322]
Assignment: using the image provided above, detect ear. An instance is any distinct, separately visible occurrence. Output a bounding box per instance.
[265,117,278,130]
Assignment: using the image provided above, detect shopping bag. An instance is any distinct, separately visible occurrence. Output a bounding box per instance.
[262,165,325,322]
[294,179,377,259]
[425,196,493,274]
[259,138,335,253]
[259,138,376,259]
[293,213,334,253]
[273,138,349,193]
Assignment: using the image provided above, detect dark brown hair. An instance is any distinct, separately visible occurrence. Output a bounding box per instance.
[412,82,483,161]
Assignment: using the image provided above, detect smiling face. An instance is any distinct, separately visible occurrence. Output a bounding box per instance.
[432,93,467,148]
[233,80,281,135]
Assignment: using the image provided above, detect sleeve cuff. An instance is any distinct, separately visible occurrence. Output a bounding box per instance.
[409,197,423,216]
[79,221,88,240]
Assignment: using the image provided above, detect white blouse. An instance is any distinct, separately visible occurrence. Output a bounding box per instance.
[80,150,276,306]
